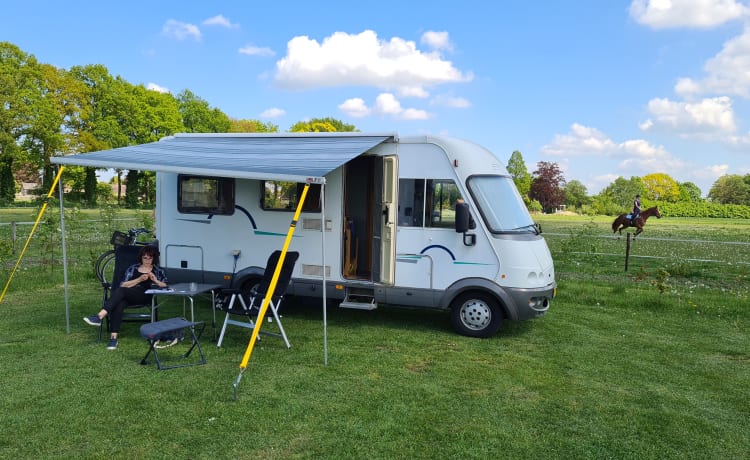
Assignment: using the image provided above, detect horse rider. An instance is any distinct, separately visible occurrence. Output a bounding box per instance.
[631,194,642,224]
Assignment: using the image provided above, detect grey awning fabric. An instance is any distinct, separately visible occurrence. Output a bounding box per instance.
[50,132,396,183]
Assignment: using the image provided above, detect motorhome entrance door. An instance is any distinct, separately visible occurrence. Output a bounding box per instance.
[343,155,396,284]
[378,156,397,285]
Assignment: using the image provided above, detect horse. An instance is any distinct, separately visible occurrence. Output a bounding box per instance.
[612,206,661,238]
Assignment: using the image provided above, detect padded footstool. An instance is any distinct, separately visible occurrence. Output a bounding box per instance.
[140,317,206,370]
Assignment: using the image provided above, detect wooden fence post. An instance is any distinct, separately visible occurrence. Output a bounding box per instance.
[11,221,17,254]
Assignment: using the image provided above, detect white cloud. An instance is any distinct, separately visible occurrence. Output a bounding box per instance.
[675,27,750,98]
[374,93,403,115]
[400,108,431,120]
[374,93,431,119]
[694,164,730,179]
[162,19,201,41]
[202,14,238,28]
[239,45,275,57]
[338,98,371,118]
[420,31,453,51]
[540,123,618,156]
[641,96,736,136]
[620,139,673,159]
[542,123,680,171]
[399,86,430,98]
[629,0,749,29]
[542,124,730,195]
[146,82,170,93]
[723,128,750,146]
[274,30,472,96]
[431,94,471,108]
[339,93,431,120]
[259,107,285,118]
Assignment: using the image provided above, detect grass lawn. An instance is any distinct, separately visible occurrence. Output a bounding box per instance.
[0,209,748,459]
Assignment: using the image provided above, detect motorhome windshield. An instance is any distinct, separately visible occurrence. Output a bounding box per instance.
[468,175,536,233]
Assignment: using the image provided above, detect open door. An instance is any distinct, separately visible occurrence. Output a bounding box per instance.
[379,156,397,285]
[343,155,396,284]
[343,156,373,280]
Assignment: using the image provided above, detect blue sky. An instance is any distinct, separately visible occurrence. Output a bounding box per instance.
[3,0,750,196]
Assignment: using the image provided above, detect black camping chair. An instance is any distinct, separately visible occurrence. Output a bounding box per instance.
[216,250,299,348]
[94,245,158,342]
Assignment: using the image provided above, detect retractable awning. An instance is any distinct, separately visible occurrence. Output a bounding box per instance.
[51,132,397,371]
[51,132,397,183]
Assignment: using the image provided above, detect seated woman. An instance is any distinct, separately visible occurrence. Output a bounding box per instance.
[84,245,168,350]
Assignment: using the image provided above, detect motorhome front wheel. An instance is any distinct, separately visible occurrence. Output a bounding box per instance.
[450,292,503,338]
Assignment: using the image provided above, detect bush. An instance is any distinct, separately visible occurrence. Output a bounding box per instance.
[528,199,542,213]
[657,201,750,219]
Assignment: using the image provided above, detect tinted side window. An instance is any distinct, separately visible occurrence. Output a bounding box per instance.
[178,175,234,215]
[261,181,322,212]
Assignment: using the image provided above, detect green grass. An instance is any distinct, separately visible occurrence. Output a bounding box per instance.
[0,209,748,459]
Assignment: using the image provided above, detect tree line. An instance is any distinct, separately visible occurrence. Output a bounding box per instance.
[507,149,750,216]
[3,42,749,217]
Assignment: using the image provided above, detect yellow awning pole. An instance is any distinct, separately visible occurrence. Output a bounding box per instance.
[233,182,309,399]
[0,166,65,304]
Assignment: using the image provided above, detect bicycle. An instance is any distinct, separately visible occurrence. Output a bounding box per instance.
[95,227,155,285]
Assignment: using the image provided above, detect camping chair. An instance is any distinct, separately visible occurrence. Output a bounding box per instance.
[216,250,299,348]
[94,245,158,342]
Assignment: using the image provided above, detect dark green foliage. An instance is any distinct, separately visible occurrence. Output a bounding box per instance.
[83,168,97,204]
[593,176,644,214]
[708,174,750,205]
[124,170,141,207]
[656,201,750,218]
[507,150,531,197]
[0,161,14,205]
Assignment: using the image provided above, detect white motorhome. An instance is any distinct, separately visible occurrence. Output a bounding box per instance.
[54,132,555,337]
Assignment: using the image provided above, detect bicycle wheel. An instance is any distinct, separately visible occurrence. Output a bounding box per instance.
[95,250,116,284]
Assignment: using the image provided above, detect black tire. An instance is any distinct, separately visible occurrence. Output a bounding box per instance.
[95,250,116,284]
[240,276,262,298]
[239,276,263,313]
[450,291,503,338]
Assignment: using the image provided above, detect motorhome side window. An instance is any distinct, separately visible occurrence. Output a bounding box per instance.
[177,175,235,215]
[260,181,322,212]
[398,179,462,228]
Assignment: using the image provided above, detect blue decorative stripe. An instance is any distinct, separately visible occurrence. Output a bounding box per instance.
[419,244,456,260]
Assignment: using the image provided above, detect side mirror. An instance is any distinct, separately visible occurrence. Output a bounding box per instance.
[455,201,471,233]
[455,201,476,246]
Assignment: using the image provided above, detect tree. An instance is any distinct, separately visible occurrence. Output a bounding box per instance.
[134,84,184,141]
[642,172,680,202]
[529,161,566,213]
[124,170,142,207]
[506,150,531,198]
[289,117,357,132]
[177,89,230,133]
[23,64,89,193]
[68,65,127,204]
[229,118,278,133]
[708,174,750,205]
[678,181,703,202]
[564,179,590,209]
[0,42,39,204]
[596,176,643,212]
